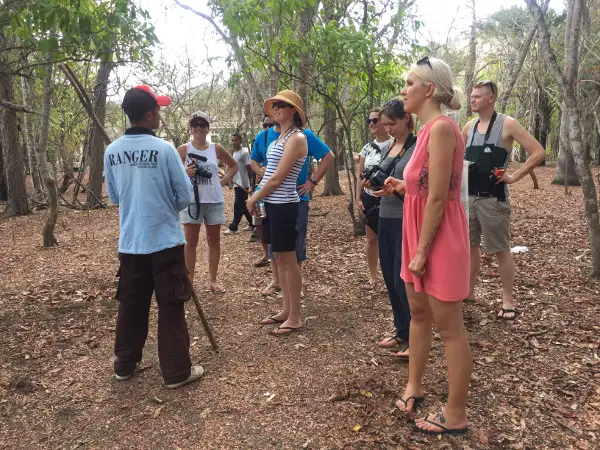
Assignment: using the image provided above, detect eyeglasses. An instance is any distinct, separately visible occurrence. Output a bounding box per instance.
[367,118,379,125]
[416,56,432,70]
[272,101,292,110]
[191,122,209,129]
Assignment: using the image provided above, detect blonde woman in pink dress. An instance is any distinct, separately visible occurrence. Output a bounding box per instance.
[383,57,471,435]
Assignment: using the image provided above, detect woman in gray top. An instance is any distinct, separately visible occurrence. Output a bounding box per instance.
[372,99,417,358]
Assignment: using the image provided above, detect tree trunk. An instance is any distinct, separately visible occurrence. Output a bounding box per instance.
[0,57,31,217]
[21,75,44,198]
[36,46,59,246]
[322,100,344,196]
[527,0,600,276]
[464,0,477,117]
[554,105,580,186]
[0,141,7,201]
[85,60,113,208]
[294,4,316,109]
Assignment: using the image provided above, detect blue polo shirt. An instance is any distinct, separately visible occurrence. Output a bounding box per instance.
[250,128,331,201]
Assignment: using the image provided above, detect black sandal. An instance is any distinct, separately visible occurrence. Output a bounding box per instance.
[393,345,409,359]
[396,395,424,412]
[498,308,519,321]
[415,409,468,436]
[261,314,285,325]
[379,336,403,348]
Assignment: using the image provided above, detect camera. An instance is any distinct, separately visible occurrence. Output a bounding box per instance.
[489,167,505,183]
[362,165,387,189]
[188,153,213,181]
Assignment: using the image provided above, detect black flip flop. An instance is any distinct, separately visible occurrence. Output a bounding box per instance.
[261,314,285,325]
[415,409,468,436]
[498,308,519,321]
[271,325,303,336]
[394,345,409,359]
[379,336,403,348]
[396,395,424,412]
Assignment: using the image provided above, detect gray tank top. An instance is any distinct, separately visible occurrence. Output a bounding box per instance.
[467,113,510,198]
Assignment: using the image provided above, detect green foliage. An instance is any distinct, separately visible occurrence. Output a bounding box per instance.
[3,0,157,66]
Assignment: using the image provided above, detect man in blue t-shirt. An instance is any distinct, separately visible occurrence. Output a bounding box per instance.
[250,117,334,295]
[104,85,203,389]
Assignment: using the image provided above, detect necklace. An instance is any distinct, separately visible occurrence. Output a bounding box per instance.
[276,125,297,145]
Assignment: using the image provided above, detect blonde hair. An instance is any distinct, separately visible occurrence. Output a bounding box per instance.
[369,107,381,114]
[410,58,462,111]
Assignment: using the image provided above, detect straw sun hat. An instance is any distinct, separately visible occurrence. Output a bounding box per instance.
[264,90,306,127]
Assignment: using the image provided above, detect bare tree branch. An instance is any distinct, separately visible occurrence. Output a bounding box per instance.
[0,98,37,114]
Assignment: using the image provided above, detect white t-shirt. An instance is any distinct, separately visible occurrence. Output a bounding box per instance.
[232,148,251,189]
[359,138,392,196]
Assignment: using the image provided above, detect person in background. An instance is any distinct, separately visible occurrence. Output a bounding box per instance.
[177,111,238,293]
[246,90,308,335]
[462,80,545,319]
[389,57,471,435]
[224,132,254,235]
[104,85,203,389]
[356,107,391,288]
[250,115,334,297]
[371,99,416,358]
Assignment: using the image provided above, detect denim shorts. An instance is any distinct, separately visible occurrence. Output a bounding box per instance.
[181,202,226,225]
[268,200,309,262]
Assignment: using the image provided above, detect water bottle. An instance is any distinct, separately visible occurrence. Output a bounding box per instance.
[256,200,266,219]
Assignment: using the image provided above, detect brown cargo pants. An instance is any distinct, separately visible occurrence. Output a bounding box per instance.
[113,245,192,384]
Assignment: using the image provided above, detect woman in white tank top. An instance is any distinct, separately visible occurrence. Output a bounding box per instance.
[177,111,238,293]
[246,90,308,336]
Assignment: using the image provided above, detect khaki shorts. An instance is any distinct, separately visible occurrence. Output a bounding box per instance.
[469,196,511,253]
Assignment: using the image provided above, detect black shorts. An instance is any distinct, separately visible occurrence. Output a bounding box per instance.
[361,191,380,233]
[262,201,299,253]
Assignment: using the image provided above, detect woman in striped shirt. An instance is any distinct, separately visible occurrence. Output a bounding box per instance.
[246,90,308,335]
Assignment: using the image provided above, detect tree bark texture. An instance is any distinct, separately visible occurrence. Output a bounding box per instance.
[464,0,477,117]
[0,54,31,217]
[554,106,580,186]
[37,48,58,246]
[294,3,317,109]
[0,141,7,201]
[527,0,600,276]
[21,75,44,198]
[321,100,344,196]
[85,60,113,208]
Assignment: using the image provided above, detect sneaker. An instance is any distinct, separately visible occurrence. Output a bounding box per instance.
[114,363,138,381]
[242,225,254,231]
[166,365,204,389]
[223,229,237,235]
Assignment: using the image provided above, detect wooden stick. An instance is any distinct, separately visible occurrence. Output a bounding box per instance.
[187,276,219,352]
[57,63,111,145]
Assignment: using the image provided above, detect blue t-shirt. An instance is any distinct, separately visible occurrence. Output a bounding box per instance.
[250,128,331,201]
[104,130,192,254]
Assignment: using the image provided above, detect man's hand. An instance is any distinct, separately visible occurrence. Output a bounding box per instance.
[185,164,196,177]
[298,180,316,196]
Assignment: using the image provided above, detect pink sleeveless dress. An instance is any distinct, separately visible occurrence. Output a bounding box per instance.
[400,116,469,301]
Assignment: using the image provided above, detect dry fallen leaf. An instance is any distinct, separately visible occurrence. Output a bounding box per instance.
[359,389,373,398]
[351,424,362,432]
[152,405,165,418]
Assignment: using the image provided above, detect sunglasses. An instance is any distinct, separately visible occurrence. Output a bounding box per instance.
[416,56,433,70]
[367,118,379,125]
[272,101,292,109]
[479,80,498,97]
[191,122,209,129]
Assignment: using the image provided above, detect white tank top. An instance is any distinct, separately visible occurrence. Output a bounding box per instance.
[185,142,223,203]
[260,129,306,203]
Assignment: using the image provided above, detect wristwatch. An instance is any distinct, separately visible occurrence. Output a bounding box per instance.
[309,177,318,185]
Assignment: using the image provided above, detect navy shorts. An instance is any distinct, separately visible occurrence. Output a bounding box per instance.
[361,191,380,233]
[268,200,309,262]
[262,201,299,253]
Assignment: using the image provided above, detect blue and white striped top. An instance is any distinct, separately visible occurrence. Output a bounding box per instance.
[259,129,306,204]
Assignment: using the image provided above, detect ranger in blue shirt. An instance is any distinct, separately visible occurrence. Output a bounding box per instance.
[250,117,334,296]
[104,85,203,389]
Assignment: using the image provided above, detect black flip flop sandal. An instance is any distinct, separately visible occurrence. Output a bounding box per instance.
[396,395,424,412]
[261,314,285,325]
[498,308,519,321]
[415,409,468,436]
[271,325,303,336]
[393,345,410,359]
[379,336,403,348]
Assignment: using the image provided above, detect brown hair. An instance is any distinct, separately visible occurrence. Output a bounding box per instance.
[369,107,381,114]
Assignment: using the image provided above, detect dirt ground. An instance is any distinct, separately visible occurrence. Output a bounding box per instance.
[1,166,599,449]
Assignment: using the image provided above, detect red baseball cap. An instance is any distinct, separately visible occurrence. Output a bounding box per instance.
[121,85,171,118]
